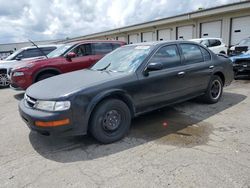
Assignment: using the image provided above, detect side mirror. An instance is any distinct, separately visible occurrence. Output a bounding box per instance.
[144,62,163,76]
[66,52,76,60]
[16,54,23,61]
[147,62,163,71]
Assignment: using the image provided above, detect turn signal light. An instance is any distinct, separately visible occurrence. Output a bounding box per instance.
[35,119,70,127]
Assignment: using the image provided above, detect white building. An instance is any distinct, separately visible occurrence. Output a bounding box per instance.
[1,1,250,58]
[67,1,250,47]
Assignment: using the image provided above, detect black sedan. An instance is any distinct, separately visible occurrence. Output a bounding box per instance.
[19,41,234,143]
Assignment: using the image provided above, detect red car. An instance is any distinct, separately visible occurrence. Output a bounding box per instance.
[10,40,126,90]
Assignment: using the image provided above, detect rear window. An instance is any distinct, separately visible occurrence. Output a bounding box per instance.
[209,40,221,47]
[180,44,203,64]
[92,43,113,55]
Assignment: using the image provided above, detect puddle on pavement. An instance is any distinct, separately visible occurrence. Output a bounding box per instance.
[130,107,213,147]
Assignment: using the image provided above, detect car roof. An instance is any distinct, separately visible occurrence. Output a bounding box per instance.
[190,38,223,41]
[124,40,200,47]
[22,44,61,50]
[62,40,126,46]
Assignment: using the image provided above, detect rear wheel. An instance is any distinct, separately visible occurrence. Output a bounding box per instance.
[90,99,131,144]
[203,75,223,104]
[36,73,56,82]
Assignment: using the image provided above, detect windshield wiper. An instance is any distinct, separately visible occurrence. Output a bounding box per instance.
[96,63,111,71]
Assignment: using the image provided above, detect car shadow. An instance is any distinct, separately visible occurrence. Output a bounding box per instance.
[29,92,246,163]
[14,92,24,101]
[235,75,250,80]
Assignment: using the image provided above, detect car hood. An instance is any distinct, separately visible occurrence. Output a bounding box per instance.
[0,60,18,69]
[26,69,130,100]
[230,51,250,62]
[0,56,46,70]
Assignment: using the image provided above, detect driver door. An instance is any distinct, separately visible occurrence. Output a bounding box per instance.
[65,43,95,72]
[135,44,188,111]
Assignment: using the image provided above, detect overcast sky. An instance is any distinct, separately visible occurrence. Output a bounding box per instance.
[0,0,243,44]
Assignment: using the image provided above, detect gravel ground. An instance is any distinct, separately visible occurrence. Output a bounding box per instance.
[0,80,250,188]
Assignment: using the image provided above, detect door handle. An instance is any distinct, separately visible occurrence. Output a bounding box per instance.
[177,71,185,77]
[209,65,214,69]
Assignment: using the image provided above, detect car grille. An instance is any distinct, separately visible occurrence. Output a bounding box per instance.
[0,69,7,74]
[25,95,37,108]
[235,59,250,66]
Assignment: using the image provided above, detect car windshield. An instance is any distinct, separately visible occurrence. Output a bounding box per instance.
[239,38,250,46]
[91,45,153,72]
[47,44,73,58]
[5,49,23,60]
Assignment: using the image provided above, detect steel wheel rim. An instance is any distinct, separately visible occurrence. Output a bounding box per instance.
[0,74,10,87]
[102,110,121,132]
[210,80,221,100]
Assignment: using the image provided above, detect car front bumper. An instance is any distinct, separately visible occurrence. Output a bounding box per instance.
[10,73,33,90]
[233,63,250,75]
[19,99,80,137]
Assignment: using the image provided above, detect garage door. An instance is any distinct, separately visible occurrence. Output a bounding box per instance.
[158,29,171,41]
[201,21,222,38]
[128,34,139,44]
[142,32,154,42]
[231,16,250,45]
[177,25,193,40]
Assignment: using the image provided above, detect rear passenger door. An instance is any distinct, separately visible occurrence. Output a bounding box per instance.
[179,43,212,94]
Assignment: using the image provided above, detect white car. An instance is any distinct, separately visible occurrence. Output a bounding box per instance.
[189,38,227,55]
[0,45,59,88]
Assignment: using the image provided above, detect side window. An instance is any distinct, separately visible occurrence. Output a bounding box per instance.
[201,40,209,47]
[149,45,181,69]
[22,49,43,58]
[209,40,221,47]
[200,47,211,61]
[41,47,57,55]
[92,43,113,55]
[72,44,92,57]
[180,44,203,64]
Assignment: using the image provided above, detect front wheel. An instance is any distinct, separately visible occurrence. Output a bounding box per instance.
[203,75,223,104]
[0,73,10,88]
[89,99,131,144]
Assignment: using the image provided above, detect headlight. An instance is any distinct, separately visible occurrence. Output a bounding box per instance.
[13,72,24,77]
[34,100,71,111]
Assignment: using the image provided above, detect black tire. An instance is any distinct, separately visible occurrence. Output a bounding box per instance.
[203,75,223,104]
[219,51,226,54]
[89,99,131,144]
[36,73,56,82]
